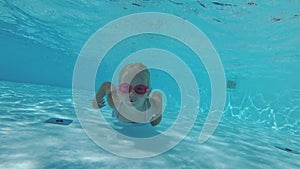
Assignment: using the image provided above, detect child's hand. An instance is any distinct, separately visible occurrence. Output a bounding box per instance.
[96,98,106,108]
[93,97,106,109]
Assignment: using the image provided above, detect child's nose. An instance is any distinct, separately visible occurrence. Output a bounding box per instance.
[129,90,137,96]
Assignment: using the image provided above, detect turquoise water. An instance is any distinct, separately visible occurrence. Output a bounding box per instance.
[1,0,300,168]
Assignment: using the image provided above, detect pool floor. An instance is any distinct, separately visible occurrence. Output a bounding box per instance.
[0,81,299,169]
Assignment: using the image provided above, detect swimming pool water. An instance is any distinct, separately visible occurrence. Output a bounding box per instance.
[1,0,300,168]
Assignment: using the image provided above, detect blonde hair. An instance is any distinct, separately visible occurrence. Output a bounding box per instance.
[119,63,150,86]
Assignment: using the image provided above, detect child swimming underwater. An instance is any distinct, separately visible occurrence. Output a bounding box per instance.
[92,63,163,126]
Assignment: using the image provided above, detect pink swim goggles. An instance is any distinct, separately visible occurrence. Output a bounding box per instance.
[118,83,150,95]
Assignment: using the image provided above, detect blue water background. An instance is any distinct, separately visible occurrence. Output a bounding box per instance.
[0,0,300,168]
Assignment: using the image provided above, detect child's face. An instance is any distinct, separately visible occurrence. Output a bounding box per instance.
[118,75,150,109]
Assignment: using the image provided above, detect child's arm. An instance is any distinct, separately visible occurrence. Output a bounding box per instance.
[92,82,118,109]
[150,91,163,126]
[93,83,135,123]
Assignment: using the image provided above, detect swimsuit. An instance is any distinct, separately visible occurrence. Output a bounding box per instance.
[112,100,150,123]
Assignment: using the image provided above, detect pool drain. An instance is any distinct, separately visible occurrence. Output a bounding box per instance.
[274,145,300,155]
[45,118,73,125]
